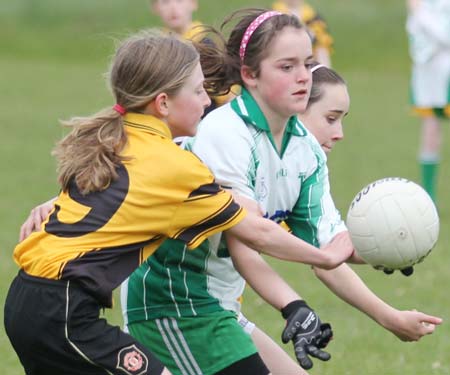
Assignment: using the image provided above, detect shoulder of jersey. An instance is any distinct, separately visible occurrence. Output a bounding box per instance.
[199,103,246,132]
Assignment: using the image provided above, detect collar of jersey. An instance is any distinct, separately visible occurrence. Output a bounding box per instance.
[123,113,172,139]
[230,87,305,137]
[230,88,307,157]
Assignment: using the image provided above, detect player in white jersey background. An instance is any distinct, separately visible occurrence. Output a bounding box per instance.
[406,0,450,203]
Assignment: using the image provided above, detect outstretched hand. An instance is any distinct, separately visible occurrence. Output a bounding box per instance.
[384,309,443,342]
[19,197,56,242]
[281,300,333,370]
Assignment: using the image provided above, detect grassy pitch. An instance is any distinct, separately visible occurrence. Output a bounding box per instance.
[1,1,448,374]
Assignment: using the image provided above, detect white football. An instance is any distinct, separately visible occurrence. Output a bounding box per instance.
[346,177,439,270]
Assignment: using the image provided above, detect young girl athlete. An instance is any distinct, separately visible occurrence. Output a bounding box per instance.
[235,61,352,375]
[6,29,356,375]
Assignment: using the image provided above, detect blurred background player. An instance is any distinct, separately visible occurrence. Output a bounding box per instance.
[151,0,236,114]
[151,0,202,40]
[406,0,450,203]
[272,0,333,66]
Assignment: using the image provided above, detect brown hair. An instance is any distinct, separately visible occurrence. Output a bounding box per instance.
[195,8,305,97]
[308,63,346,107]
[53,29,199,195]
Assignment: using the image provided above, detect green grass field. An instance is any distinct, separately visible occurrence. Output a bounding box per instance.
[1,1,449,374]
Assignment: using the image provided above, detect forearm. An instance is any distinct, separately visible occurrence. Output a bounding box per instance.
[227,213,348,269]
[227,235,302,310]
[313,263,397,328]
[314,263,444,341]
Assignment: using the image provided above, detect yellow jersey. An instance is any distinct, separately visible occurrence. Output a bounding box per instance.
[13,113,245,306]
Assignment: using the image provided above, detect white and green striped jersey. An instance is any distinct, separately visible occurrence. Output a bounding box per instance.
[122,88,346,325]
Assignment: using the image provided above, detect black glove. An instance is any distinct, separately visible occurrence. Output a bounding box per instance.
[379,266,414,277]
[281,300,333,370]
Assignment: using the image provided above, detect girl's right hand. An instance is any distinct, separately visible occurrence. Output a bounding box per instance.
[19,197,56,241]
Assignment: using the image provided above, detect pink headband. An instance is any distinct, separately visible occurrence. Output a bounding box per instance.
[239,11,282,63]
[113,103,126,116]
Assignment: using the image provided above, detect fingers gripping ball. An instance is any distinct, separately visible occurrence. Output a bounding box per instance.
[382,265,414,277]
[346,178,439,271]
[281,300,333,370]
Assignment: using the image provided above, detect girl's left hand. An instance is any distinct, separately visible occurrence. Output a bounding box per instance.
[19,197,56,241]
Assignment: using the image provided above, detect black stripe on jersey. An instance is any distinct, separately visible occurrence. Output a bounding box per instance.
[60,237,161,307]
[45,165,129,237]
[180,191,235,232]
[57,251,94,279]
[124,121,168,138]
[187,182,222,199]
[174,198,243,245]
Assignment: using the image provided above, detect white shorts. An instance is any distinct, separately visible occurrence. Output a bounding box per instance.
[410,50,450,108]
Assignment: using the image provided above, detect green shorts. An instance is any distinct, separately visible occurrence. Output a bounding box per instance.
[128,310,258,375]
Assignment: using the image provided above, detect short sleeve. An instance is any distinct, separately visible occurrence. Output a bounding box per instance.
[166,150,247,249]
[287,155,346,247]
[191,107,258,200]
